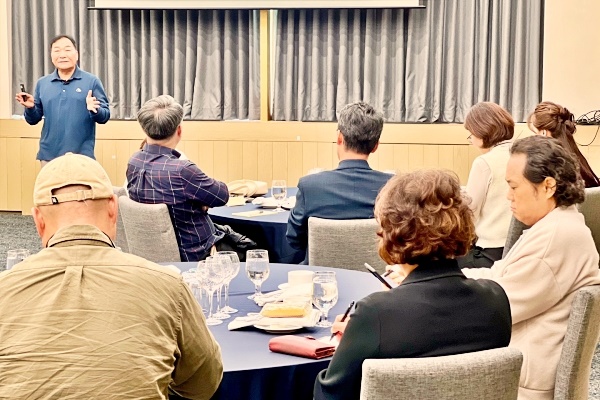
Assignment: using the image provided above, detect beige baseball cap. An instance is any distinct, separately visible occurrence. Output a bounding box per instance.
[33,153,114,206]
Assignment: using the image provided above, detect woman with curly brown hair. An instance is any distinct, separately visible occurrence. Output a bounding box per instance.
[313,169,512,400]
[463,136,600,400]
[528,101,600,188]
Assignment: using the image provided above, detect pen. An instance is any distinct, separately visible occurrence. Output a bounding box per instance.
[330,301,355,341]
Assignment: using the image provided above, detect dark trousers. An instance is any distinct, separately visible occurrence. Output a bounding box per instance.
[457,246,504,269]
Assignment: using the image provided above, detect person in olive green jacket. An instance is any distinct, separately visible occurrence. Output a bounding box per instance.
[0,153,223,400]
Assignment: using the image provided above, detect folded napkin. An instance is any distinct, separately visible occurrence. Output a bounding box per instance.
[226,196,247,207]
[254,284,312,306]
[232,210,279,218]
[254,290,284,306]
[227,309,321,331]
[269,335,336,359]
[252,196,297,209]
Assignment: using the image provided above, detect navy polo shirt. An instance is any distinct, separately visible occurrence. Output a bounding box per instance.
[24,66,110,161]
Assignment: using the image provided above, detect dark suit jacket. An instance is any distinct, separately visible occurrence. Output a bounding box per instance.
[314,258,512,400]
[286,159,391,263]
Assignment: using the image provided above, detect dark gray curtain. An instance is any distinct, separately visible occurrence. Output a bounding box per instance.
[12,0,260,120]
[273,0,543,122]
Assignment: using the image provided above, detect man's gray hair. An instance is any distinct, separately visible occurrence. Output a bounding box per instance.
[137,95,184,140]
[337,102,384,155]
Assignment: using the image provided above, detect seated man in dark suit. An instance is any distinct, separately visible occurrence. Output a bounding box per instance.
[286,101,392,263]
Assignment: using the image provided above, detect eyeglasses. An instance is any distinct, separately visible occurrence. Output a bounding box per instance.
[467,134,472,141]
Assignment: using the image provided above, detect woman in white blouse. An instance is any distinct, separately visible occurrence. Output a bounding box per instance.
[459,102,514,268]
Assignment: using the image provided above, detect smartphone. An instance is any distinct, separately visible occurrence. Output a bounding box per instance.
[19,83,27,101]
[364,263,393,289]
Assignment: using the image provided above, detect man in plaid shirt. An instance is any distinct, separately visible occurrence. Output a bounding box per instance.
[126,95,229,261]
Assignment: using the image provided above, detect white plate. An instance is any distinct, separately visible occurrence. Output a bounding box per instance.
[278,283,290,290]
[254,323,303,334]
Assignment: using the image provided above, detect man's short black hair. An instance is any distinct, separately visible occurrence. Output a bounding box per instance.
[50,35,77,51]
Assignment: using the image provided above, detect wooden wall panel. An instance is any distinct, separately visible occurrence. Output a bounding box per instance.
[317,143,334,171]
[423,145,439,168]
[438,145,455,173]
[228,142,244,181]
[376,144,394,172]
[5,119,599,214]
[0,138,7,210]
[257,142,274,183]
[452,146,471,183]
[393,144,409,173]
[213,142,229,182]
[287,142,303,184]
[242,141,258,180]
[272,142,288,180]
[407,144,424,170]
[302,142,318,174]
[197,141,215,177]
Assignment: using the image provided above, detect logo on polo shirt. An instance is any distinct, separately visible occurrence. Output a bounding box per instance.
[76,88,82,93]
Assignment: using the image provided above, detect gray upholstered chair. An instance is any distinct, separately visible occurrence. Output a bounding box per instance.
[360,347,523,400]
[118,196,181,263]
[307,217,386,272]
[112,186,129,253]
[579,187,600,258]
[554,285,600,400]
[502,216,529,258]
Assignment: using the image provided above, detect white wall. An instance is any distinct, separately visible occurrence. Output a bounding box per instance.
[543,0,600,117]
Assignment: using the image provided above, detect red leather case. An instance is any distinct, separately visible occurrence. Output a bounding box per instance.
[269,335,335,359]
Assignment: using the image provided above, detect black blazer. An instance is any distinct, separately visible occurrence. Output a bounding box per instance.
[286,159,391,263]
[314,258,512,400]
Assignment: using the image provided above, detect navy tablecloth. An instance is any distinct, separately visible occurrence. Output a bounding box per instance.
[208,188,303,264]
[173,262,383,400]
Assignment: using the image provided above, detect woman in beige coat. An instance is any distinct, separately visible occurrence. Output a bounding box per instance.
[462,136,600,400]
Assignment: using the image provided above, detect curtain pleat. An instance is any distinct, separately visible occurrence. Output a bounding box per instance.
[272,0,543,122]
[12,1,260,120]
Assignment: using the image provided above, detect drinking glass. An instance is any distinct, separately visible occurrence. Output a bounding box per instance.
[312,271,339,328]
[212,255,232,320]
[5,249,30,271]
[217,251,241,313]
[246,249,270,300]
[271,179,287,212]
[197,256,227,326]
[182,269,200,300]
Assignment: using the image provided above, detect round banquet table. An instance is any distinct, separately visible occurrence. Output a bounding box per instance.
[208,188,304,264]
[171,262,382,400]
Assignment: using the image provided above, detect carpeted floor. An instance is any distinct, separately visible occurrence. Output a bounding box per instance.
[1,210,600,397]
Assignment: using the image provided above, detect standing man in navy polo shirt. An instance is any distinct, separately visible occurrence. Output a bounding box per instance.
[15,35,110,166]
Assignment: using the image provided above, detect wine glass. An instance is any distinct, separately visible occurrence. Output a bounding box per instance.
[271,179,287,212]
[212,255,233,320]
[246,249,270,300]
[6,249,30,271]
[197,256,227,325]
[217,251,241,313]
[312,271,339,328]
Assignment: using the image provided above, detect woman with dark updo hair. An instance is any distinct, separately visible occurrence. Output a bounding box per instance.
[528,101,600,187]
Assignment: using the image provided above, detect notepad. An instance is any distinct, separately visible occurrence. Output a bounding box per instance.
[226,196,247,207]
[232,210,279,218]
